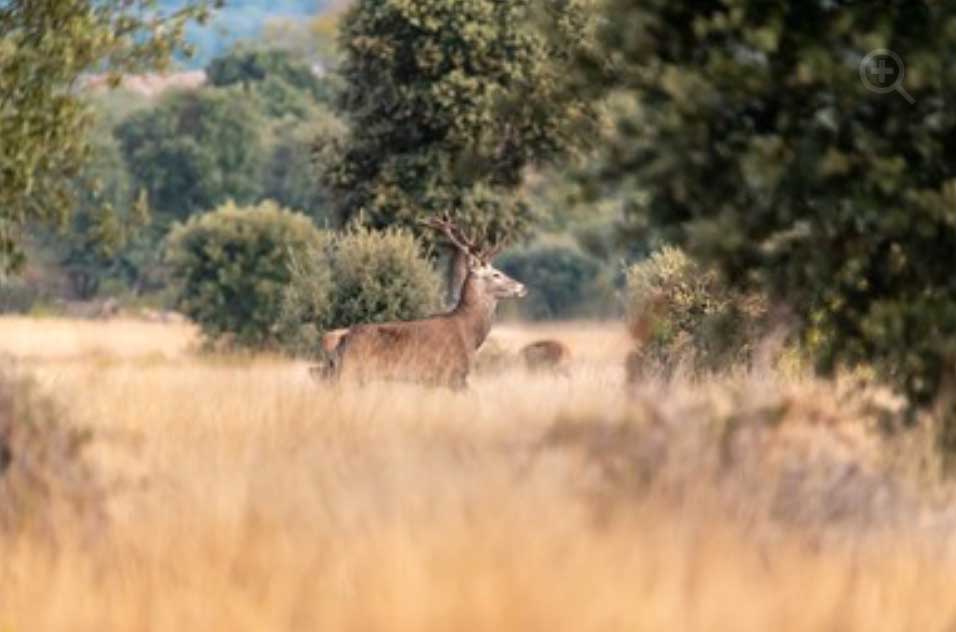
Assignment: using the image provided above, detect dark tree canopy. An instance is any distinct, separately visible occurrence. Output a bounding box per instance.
[585,0,956,410]
[207,48,320,94]
[324,0,596,247]
[116,87,267,221]
[265,115,345,224]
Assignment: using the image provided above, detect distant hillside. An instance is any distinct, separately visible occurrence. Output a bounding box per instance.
[159,0,329,67]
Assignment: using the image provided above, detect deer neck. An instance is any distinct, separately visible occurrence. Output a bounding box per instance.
[451,273,497,350]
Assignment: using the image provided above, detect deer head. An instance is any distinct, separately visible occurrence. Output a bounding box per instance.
[421,214,527,300]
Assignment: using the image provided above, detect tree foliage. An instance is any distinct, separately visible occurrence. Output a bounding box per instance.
[116,87,267,221]
[325,0,597,247]
[53,132,152,299]
[0,0,217,273]
[206,47,341,117]
[498,240,607,320]
[31,43,344,301]
[265,114,346,224]
[586,1,956,409]
[207,48,319,94]
[261,9,346,71]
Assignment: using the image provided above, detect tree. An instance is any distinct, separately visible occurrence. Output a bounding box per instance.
[262,9,346,72]
[207,48,320,96]
[497,240,606,320]
[325,0,597,298]
[116,87,267,221]
[264,113,346,223]
[585,2,956,415]
[50,132,152,299]
[0,0,217,273]
[206,47,343,117]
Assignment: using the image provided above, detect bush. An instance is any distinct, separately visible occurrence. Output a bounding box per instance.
[0,370,102,537]
[498,240,610,320]
[166,200,326,349]
[276,243,335,357]
[626,247,767,376]
[280,226,442,358]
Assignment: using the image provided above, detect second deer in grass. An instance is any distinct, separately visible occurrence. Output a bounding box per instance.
[520,339,571,375]
[324,216,526,389]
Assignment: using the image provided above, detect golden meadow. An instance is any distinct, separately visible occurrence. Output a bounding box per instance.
[2,316,955,631]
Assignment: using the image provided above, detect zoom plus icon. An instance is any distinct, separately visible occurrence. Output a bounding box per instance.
[860,49,915,104]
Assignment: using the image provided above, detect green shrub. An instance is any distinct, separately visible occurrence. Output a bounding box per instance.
[626,246,767,376]
[280,226,442,358]
[166,200,326,349]
[328,227,442,327]
[498,240,610,320]
[276,243,335,357]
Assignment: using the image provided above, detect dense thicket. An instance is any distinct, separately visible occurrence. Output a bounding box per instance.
[583,1,956,416]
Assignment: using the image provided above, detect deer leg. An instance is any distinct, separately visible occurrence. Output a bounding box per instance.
[308,363,329,382]
[448,368,469,391]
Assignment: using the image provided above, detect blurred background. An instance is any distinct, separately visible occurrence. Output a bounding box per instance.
[3,0,629,325]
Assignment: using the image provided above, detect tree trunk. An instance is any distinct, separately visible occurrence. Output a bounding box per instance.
[935,363,956,477]
[445,248,469,309]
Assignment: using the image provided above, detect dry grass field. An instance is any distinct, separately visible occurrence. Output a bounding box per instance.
[2,316,956,631]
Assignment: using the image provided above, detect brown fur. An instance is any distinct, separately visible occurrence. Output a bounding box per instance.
[520,340,571,374]
[332,264,524,389]
[321,329,350,354]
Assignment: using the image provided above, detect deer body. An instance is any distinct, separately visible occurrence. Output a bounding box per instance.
[328,228,525,388]
[520,339,571,375]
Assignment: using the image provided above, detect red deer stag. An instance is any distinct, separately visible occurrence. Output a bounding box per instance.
[324,216,526,388]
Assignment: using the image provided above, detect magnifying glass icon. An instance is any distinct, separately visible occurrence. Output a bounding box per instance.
[860,49,915,104]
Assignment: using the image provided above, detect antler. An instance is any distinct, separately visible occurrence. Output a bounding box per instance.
[420,212,480,257]
[482,236,505,262]
[420,212,508,263]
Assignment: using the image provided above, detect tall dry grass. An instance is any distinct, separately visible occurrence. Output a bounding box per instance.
[0,316,955,631]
